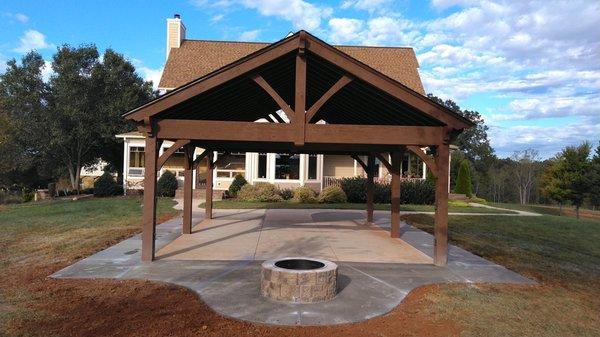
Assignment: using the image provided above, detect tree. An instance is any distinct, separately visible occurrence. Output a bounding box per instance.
[0,52,54,188]
[541,143,591,219]
[0,46,155,192]
[455,159,473,197]
[93,49,154,182]
[588,143,600,210]
[512,149,539,205]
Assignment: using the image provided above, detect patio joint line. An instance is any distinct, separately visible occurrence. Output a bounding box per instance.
[345,264,407,294]
[252,209,267,260]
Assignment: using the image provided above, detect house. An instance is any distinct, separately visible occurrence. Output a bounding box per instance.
[117,15,452,195]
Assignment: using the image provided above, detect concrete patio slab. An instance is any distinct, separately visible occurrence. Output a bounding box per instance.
[52,208,535,326]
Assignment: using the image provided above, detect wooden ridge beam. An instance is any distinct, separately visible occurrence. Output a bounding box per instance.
[157,139,190,170]
[306,75,352,123]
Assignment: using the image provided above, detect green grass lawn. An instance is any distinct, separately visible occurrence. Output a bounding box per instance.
[488,202,563,216]
[0,197,178,334]
[403,212,600,336]
[202,200,517,214]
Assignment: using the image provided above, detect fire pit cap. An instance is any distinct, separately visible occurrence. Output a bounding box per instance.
[262,257,337,274]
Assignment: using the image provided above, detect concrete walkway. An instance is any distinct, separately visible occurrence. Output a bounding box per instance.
[52,209,535,326]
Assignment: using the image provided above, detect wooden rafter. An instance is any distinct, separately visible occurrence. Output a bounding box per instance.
[157,139,190,170]
[251,75,295,123]
[192,149,209,169]
[407,145,438,177]
[306,75,353,123]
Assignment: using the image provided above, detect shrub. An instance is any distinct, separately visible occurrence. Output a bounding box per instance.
[318,186,347,203]
[340,177,435,205]
[454,159,473,197]
[340,177,367,203]
[292,186,317,203]
[228,174,248,197]
[238,183,283,202]
[156,170,179,197]
[47,183,56,198]
[94,172,122,197]
[279,188,294,200]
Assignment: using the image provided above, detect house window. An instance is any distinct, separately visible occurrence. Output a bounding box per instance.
[129,147,145,167]
[402,153,410,177]
[308,154,317,180]
[164,148,185,168]
[216,152,245,178]
[257,153,267,179]
[275,153,300,180]
[373,158,380,178]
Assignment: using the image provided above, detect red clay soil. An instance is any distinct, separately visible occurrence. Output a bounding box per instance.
[6,265,460,337]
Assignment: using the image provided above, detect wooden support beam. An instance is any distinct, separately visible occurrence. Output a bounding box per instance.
[205,151,214,220]
[351,154,368,172]
[157,139,190,170]
[366,154,375,224]
[192,150,209,170]
[295,35,307,146]
[156,120,445,146]
[390,150,403,238]
[251,75,294,123]
[407,145,438,177]
[434,143,450,266]
[182,145,195,234]
[306,74,352,123]
[141,134,159,261]
[375,153,393,172]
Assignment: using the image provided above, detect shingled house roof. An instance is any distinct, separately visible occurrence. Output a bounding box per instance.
[158,39,426,95]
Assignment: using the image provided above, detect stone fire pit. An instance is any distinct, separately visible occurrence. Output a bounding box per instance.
[261,257,338,303]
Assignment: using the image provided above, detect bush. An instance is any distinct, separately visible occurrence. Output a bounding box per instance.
[340,177,367,203]
[279,188,294,200]
[340,177,435,204]
[292,186,317,203]
[455,159,473,197]
[228,174,248,197]
[47,183,56,198]
[156,170,179,197]
[318,186,347,203]
[94,172,122,197]
[238,183,283,202]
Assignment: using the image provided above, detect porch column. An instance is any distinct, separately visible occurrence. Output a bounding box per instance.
[434,143,450,266]
[366,154,375,224]
[205,151,214,220]
[182,144,194,235]
[141,134,159,262]
[390,150,403,238]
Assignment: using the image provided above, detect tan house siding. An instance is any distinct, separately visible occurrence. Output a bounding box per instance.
[323,155,355,177]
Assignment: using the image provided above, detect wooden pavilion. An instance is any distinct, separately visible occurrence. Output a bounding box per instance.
[123,31,473,266]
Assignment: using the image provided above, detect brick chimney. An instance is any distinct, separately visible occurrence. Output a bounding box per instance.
[166,14,186,59]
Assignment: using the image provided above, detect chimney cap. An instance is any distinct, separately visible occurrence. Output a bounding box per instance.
[174,14,181,19]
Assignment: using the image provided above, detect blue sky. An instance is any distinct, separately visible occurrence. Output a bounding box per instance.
[1,0,599,158]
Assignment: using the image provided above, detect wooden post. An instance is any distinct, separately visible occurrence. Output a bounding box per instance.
[182,145,194,234]
[205,151,214,220]
[141,134,159,262]
[366,154,375,224]
[295,32,307,146]
[390,151,402,238]
[434,143,450,266]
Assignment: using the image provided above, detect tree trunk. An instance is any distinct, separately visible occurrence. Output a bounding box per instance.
[67,164,77,192]
[576,205,580,220]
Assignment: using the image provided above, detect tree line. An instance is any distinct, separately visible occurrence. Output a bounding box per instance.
[428,94,600,216]
[0,46,154,193]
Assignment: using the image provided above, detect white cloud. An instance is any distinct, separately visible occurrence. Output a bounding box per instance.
[328,18,363,44]
[239,29,261,41]
[210,14,225,24]
[240,0,332,30]
[41,60,54,82]
[341,0,394,13]
[3,12,29,23]
[13,30,55,53]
